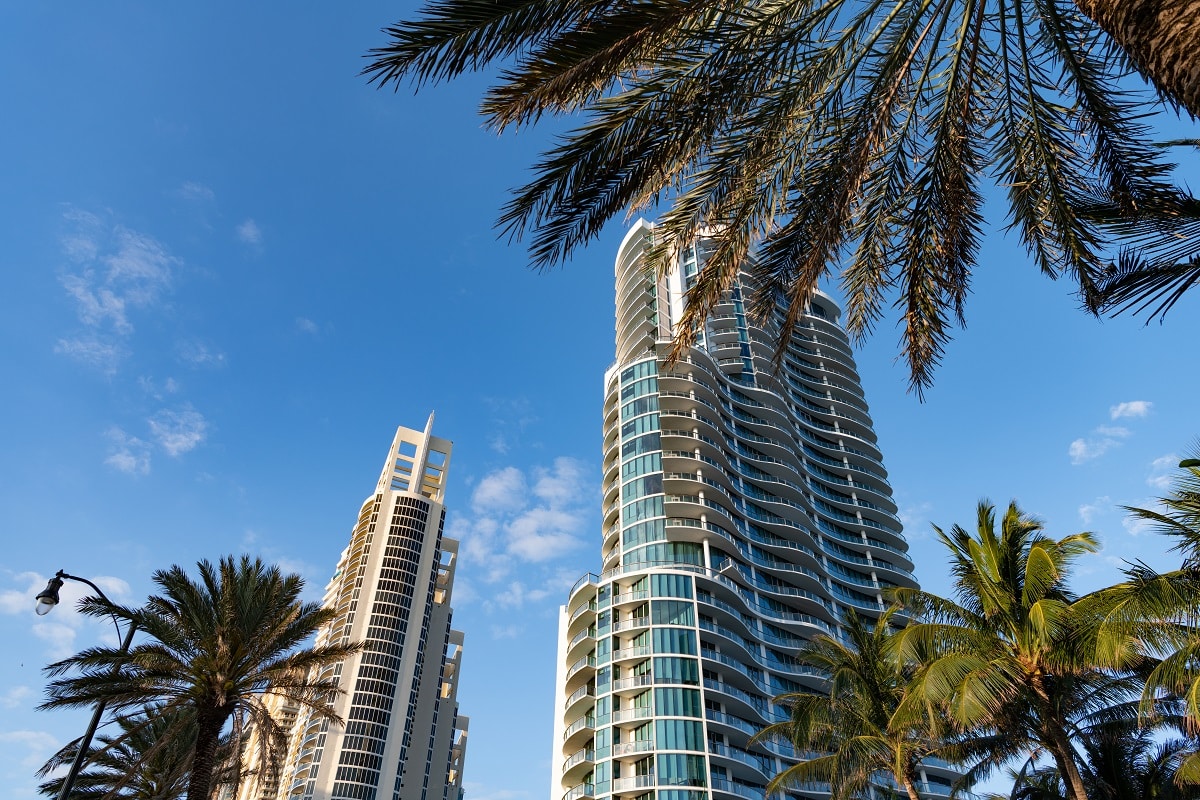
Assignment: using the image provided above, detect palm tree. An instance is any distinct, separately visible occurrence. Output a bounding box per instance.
[39,556,358,800]
[890,501,1118,800]
[985,716,1200,800]
[1086,455,1200,783]
[364,0,1197,393]
[753,609,948,800]
[36,705,237,800]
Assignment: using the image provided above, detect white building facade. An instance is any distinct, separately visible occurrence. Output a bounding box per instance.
[275,418,468,800]
[551,222,953,800]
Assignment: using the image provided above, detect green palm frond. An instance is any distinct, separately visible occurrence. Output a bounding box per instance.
[39,556,360,800]
[366,0,1192,392]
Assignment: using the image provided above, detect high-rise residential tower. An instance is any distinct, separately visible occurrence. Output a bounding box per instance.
[270,418,468,800]
[551,222,952,800]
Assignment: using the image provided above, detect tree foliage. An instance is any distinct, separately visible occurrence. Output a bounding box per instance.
[365,0,1196,394]
[39,556,359,800]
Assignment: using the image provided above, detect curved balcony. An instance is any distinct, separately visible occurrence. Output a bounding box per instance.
[562,782,595,800]
[565,655,597,684]
[561,747,596,780]
[563,714,596,748]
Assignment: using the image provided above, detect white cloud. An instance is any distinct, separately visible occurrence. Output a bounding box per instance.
[490,624,523,640]
[507,507,586,562]
[1094,425,1130,438]
[104,426,152,475]
[55,211,178,372]
[0,730,60,770]
[296,317,320,335]
[1069,425,1131,465]
[0,686,31,709]
[54,336,124,374]
[482,397,539,455]
[1111,400,1153,420]
[177,181,215,202]
[1,572,131,659]
[138,376,180,399]
[33,621,79,660]
[1078,496,1111,524]
[61,272,131,333]
[450,458,593,604]
[1123,514,1155,537]
[177,340,226,368]
[471,467,528,515]
[0,572,44,615]
[148,406,208,456]
[236,219,262,245]
[1147,453,1180,491]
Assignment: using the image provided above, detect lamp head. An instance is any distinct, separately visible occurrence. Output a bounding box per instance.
[35,572,65,616]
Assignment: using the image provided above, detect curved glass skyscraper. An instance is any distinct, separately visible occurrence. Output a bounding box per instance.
[550,222,949,800]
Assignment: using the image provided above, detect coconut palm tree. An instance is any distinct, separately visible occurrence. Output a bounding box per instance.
[754,609,950,800]
[39,556,359,800]
[364,0,1197,393]
[985,716,1200,800]
[890,501,1118,800]
[36,704,237,800]
[1086,455,1200,783]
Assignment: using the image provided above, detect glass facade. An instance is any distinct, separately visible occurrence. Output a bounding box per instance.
[554,222,953,800]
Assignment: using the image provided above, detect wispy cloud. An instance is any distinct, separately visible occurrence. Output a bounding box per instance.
[54,336,124,374]
[56,210,178,372]
[295,317,320,335]
[0,730,60,770]
[1111,400,1153,420]
[1147,453,1180,491]
[176,339,226,368]
[482,397,539,455]
[104,426,152,475]
[137,376,180,400]
[447,458,594,606]
[490,624,523,640]
[148,406,208,457]
[1123,512,1156,537]
[176,181,215,202]
[1,572,131,658]
[0,686,31,710]
[897,500,933,540]
[1069,425,1131,465]
[236,219,262,246]
[1078,496,1111,524]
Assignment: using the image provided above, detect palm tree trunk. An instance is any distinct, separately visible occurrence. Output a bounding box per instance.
[1029,674,1089,800]
[186,707,229,800]
[1074,0,1200,118]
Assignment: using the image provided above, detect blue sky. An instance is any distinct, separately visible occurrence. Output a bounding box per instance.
[1,4,1197,800]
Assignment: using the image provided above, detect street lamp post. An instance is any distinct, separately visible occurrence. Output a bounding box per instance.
[35,570,137,800]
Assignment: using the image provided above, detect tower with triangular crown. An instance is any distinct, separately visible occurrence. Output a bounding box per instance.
[267,419,468,800]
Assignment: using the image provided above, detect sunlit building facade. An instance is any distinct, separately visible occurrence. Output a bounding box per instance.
[271,418,468,800]
[550,221,953,800]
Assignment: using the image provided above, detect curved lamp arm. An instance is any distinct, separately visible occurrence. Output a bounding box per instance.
[35,569,137,800]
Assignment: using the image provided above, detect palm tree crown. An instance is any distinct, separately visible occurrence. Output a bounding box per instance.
[1086,456,1200,783]
[891,501,1118,800]
[39,556,359,800]
[36,704,236,800]
[755,609,947,800]
[365,0,1195,393]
